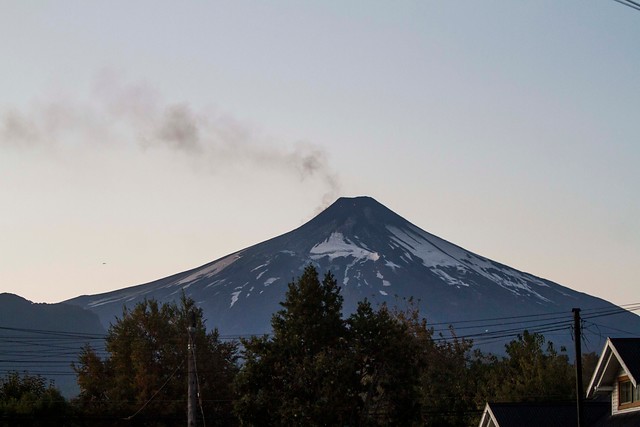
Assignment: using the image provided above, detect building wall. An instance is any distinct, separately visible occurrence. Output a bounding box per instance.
[612,372,619,415]
[612,369,640,416]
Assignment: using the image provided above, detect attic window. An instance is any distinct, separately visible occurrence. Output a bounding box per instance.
[618,377,640,409]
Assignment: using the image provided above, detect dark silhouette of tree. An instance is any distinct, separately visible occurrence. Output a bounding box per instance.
[390,301,477,427]
[235,265,430,426]
[484,330,574,403]
[235,265,357,426]
[73,295,238,426]
[70,266,581,426]
[347,300,422,425]
[0,371,70,427]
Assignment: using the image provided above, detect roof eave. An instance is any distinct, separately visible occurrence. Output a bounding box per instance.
[587,339,613,398]
[587,338,638,398]
[478,403,500,427]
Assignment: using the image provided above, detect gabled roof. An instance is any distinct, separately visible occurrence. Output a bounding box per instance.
[587,338,640,398]
[609,338,640,384]
[478,402,610,427]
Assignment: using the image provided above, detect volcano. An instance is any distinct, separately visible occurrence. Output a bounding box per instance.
[66,196,640,353]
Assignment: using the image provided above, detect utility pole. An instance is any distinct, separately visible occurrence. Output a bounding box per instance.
[573,308,584,427]
[188,311,197,427]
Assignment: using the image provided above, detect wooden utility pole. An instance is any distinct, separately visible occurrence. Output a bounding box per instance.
[573,308,584,427]
[188,311,197,427]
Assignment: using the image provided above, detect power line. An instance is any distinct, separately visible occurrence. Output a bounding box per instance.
[0,325,106,339]
[2,301,639,339]
[612,0,640,12]
[584,320,637,336]
[0,301,638,361]
[123,360,184,421]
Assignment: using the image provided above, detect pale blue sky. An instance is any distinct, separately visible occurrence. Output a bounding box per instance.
[1,1,638,306]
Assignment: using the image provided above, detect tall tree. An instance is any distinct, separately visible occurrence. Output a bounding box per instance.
[235,266,439,426]
[390,302,477,427]
[235,265,357,426]
[73,295,238,426]
[347,301,422,425]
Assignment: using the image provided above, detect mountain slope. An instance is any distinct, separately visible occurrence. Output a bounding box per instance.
[0,293,105,397]
[66,196,640,353]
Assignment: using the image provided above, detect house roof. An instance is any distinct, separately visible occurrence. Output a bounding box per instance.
[609,338,640,384]
[602,411,640,427]
[479,402,610,427]
[587,338,640,398]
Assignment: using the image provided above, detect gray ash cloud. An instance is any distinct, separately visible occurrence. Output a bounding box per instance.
[0,77,340,208]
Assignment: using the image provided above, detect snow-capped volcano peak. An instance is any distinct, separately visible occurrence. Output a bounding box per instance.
[66,196,640,353]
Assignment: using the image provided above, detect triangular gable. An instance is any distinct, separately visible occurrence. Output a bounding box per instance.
[478,402,499,427]
[609,338,640,385]
[587,337,640,398]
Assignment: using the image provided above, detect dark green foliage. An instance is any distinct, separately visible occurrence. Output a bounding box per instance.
[235,265,358,426]
[235,266,436,426]
[73,295,238,426]
[485,330,575,402]
[234,266,581,426]
[64,266,583,424]
[348,301,423,425]
[272,265,345,355]
[0,372,71,427]
[390,302,478,427]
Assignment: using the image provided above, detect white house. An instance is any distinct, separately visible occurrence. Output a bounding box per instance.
[479,337,640,427]
[587,337,640,421]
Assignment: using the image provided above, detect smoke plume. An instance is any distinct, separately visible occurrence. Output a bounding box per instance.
[0,77,340,208]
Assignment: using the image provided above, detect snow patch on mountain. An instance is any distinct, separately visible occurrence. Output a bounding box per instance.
[251,263,268,271]
[264,277,279,286]
[387,225,551,301]
[310,232,380,262]
[376,271,391,287]
[177,253,242,285]
[385,260,401,271]
[387,226,458,268]
[87,288,152,308]
[230,291,241,308]
[432,268,469,287]
[205,279,225,289]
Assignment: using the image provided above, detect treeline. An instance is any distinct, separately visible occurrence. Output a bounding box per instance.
[1,266,595,426]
